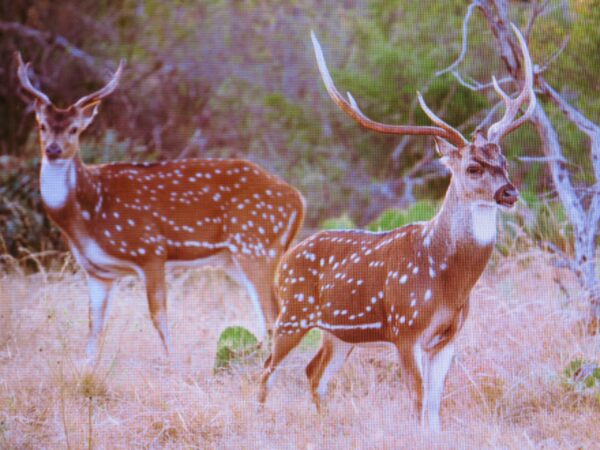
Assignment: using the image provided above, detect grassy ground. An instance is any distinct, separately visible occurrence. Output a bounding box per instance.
[0,251,599,449]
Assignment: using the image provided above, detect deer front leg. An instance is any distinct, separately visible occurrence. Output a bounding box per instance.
[143,262,171,356]
[422,343,454,432]
[86,276,115,364]
[259,329,308,404]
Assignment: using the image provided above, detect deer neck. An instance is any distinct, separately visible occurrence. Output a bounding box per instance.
[420,182,497,298]
[40,154,99,229]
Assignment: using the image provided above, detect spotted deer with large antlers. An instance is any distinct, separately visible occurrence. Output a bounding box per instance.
[259,25,535,431]
[16,54,305,363]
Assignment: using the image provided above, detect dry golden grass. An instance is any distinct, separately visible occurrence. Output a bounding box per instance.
[1,251,599,449]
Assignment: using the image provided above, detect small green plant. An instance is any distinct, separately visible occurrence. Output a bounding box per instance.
[519,191,572,249]
[367,201,437,232]
[320,214,356,230]
[564,358,600,402]
[214,326,260,373]
[299,329,322,351]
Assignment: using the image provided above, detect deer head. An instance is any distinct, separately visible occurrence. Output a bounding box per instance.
[16,53,124,161]
[311,23,535,213]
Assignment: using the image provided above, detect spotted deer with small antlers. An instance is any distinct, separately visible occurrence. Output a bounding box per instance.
[259,25,536,431]
[16,54,305,363]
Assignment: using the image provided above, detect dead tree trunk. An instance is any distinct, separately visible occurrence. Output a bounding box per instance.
[447,0,600,332]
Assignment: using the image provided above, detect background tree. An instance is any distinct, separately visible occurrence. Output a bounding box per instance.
[1,1,599,309]
[436,0,600,330]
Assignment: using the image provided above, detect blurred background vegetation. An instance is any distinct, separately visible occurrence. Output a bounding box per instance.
[0,0,598,266]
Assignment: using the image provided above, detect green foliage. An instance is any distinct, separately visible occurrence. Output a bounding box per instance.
[299,329,322,351]
[564,358,600,402]
[551,0,600,120]
[213,326,260,373]
[0,155,64,267]
[80,130,151,164]
[367,201,437,232]
[319,214,357,231]
[520,191,571,250]
[2,0,600,265]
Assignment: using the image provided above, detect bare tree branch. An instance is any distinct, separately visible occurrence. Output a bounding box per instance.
[537,77,600,139]
[525,0,550,41]
[475,100,503,133]
[536,36,570,74]
[436,2,480,77]
[517,155,568,164]
[450,71,513,92]
[0,21,99,70]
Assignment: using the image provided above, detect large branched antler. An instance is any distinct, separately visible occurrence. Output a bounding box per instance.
[15,52,51,105]
[486,24,536,142]
[311,31,469,148]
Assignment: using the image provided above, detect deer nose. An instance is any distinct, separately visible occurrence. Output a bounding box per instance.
[45,143,62,159]
[494,183,519,207]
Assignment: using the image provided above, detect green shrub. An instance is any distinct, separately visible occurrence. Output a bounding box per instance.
[367,201,437,232]
[563,358,600,404]
[214,326,260,373]
[299,329,322,351]
[506,191,572,252]
[0,155,65,269]
[319,214,357,230]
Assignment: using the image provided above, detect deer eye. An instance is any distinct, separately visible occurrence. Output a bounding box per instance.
[69,126,78,135]
[467,165,483,176]
[39,123,47,133]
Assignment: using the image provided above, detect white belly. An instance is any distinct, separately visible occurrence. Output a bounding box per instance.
[69,235,143,279]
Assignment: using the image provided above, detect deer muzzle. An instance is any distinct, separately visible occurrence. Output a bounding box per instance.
[494,183,518,208]
[45,142,62,160]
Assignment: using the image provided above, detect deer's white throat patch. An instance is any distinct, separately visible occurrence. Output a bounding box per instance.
[470,203,498,245]
[40,159,76,209]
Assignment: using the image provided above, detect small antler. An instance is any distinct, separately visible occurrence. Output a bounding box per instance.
[73,59,125,108]
[15,52,51,105]
[311,31,469,148]
[486,24,537,143]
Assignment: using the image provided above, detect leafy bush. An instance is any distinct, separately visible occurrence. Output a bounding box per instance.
[0,155,65,269]
[521,192,571,249]
[563,358,600,403]
[213,326,260,373]
[367,201,437,232]
[498,191,573,255]
[319,214,357,230]
[299,329,322,351]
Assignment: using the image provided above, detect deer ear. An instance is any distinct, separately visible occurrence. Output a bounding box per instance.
[435,137,461,168]
[434,137,459,157]
[79,101,101,129]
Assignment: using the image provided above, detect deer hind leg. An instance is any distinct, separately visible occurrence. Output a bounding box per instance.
[258,329,308,404]
[422,342,454,432]
[305,333,353,412]
[397,344,425,424]
[86,276,115,364]
[229,256,279,340]
[144,262,171,356]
